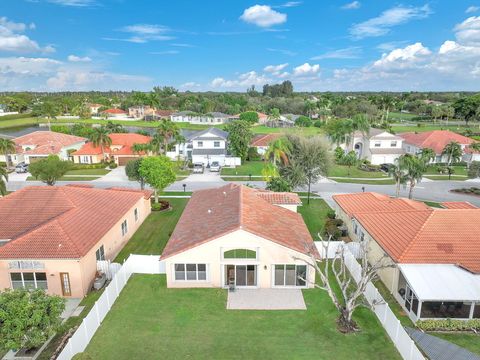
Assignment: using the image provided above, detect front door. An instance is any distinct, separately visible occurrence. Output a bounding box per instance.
[224,265,256,287]
[60,272,71,296]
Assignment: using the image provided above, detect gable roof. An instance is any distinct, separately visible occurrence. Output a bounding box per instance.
[162,184,315,259]
[251,133,282,147]
[187,127,228,141]
[14,131,86,155]
[72,133,151,156]
[0,186,151,259]
[333,192,430,217]
[355,128,402,140]
[355,209,480,273]
[102,108,127,114]
[399,130,475,154]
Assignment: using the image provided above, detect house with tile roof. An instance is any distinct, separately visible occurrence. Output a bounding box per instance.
[250,133,282,156]
[101,108,129,119]
[333,192,480,322]
[400,130,480,163]
[170,111,234,125]
[0,131,87,166]
[0,185,152,297]
[339,128,405,165]
[71,133,151,166]
[161,184,317,289]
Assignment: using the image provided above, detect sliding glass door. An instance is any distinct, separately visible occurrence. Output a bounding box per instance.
[225,265,256,287]
[274,264,307,287]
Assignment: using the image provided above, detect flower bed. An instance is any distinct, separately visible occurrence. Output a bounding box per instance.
[451,187,480,196]
[151,200,171,212]
[417,319,480,332]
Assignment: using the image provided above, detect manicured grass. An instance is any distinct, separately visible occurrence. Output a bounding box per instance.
[333,178,395,185]
[221,161,265,176]
[114,198,188,263]
[221,176,264,182]
[374,280,413,327]
[0,117,40,129]
[160,191,193,196]
[82,274,400,360]
[328,165,388,178]
[387,112,422,121]
[252,125,323,135]
[390,124,470,133]
[425,165,467,176]
[432,333,480,355]
[27,176,101,181]
[423,175,468,181]
[298,198,332,240]
[64,168,110,176]
[423,201,443,208]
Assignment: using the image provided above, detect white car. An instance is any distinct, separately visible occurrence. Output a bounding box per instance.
[209,161,221,172]
[193,163,204,174]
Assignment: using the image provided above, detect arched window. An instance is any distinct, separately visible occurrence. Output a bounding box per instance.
[223,249,256,259]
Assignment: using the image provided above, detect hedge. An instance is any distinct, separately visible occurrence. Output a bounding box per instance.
[71,163,107,170]
[417,319,480,331]
[0,113,33,121]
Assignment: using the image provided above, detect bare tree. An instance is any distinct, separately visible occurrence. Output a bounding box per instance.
[296,236,393,333]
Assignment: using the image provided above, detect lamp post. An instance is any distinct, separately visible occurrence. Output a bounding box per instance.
[182,183,186,193]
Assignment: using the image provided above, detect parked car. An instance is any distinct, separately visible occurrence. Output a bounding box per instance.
[15,162,28,173]
[380,163,394,173]
[209,161,221,172]
[193,163,204,174]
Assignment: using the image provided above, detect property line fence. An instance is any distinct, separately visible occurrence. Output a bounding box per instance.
[56,255,164,360]
[317,241,425,360]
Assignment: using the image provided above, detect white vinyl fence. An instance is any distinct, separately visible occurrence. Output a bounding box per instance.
[57,255,164,360]
[316,241,424,360]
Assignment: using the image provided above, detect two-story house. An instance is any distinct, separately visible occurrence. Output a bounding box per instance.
[341,128,404,165]
[170,111,233,125]
[167,128,241,167]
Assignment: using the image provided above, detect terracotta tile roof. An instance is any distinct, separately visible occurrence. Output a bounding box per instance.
[14,131,86,155]
[72,133,151,156]
[441,201,477,209]
[0,186,148,259]
[355,209,480,273]
[162,184,316,259]
[333,192,430,217]
[255,191,301,205]
[155,110,175,117]
[102,108,127,114]
[251,133,282,147]
[399,130,475,154]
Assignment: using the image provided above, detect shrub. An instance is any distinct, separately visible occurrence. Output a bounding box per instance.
[151,200,170,211]
[326,210,336,219]
[417,319,480,332]
[295,115,312,127]
[313,120,323,128]
[468,161,480,178]
[324,218,344,239]
[266,177,292,192]
[109,162,118,169]
[71,163,106,170]
[247,147,261,161]
[334,147,345,164]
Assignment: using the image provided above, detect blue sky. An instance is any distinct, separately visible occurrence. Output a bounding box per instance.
[1,0,480,91]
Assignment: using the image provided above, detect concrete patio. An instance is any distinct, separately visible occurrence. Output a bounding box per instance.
[227,288,307,310]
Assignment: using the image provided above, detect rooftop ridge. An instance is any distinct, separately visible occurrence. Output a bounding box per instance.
[397,210,435,262]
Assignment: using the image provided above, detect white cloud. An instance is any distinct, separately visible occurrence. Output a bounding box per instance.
[67,55,92,62]
[266,47,297,56]
[292,63,320,77]
[454,16,480,45]
[46,71,150,90]
[0,57,61,75]
[350,5,432,39]
[466,6,479,13]
[311,47,361,60]
[105,24,174,43]
[276,1,302,8]
[47,0,95,6]
[211,71,269,88]
[373,42,431,68]
[180,82,201,89]
[0,17,54,53]
[264,63,289,72]
[341,1,361,10]
[149,50,179,55]
[240,5,287,27]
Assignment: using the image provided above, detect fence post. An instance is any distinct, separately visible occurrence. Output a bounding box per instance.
[82,320,89,345]
[114,273,119,296]
[105,288,111,308]
[394,320,400,343]
[383,304,388,324]
[94,303,101,326]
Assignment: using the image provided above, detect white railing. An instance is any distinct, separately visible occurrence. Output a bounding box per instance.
[56,255,164,360]
[316,241,424,360]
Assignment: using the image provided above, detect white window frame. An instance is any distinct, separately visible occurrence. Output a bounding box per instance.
[374,141,381,147]
[197,141,203,148]
[121,220,128,236]
[390,141,397,147]
[272,264,308,288]
[95,245,105,261]
[214,141,220,148]
[134,208,138,222]
[173,263,208,282]
[10,272,48,290]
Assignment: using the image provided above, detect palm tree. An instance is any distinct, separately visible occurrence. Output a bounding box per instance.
[268,108,281,127]
[131,143,150,155]
[402,154,426,199]
[419,147,436,164]
[326,119,351,147]
[156,120,182,154]
[89,127,112,162]
[390,157,408,197]
[442,141,462,165]
[0,138,16,168]
[0,164,8,196]
[265,138,290,167]
[343,151,358,176]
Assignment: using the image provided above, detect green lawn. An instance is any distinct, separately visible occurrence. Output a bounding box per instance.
[298,198,331,240]
[423,200,443,208]
[333,178,395,185]
[27,176,101,181]
[387,112,422,121]
[114,198,188,263]
[252,125,323,135]
[390,124,470,133]
[0,117,40,129]
[64,168,110,176]
[425,165,467,176]
[221,176,264,182]
[423,175,468,181]
[160,191,193,196]
[221,161,265,176]
[328,165,388,178]
[81,274,400,360]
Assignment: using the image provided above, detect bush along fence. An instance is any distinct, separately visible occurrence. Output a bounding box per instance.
[56,255,164,360]
[317,241,425,360]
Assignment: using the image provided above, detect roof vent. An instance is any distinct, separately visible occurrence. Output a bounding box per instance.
[223,191,227,197]
[207,209,212,214]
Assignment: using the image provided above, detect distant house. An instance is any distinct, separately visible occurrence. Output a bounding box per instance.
[170,111,234,125]
[340,128,404,165]
[72,133,151,166]
[101,108,128,119]
[250,133,282,156]
[87,103,103,115]
[333,192,480,322]
[161,184,316,289]
[128,106,155,119]
[168,127,240,167]
[0,185,151,297]
[0,131,87,165]
[400,130,479,163]
[230,112,269,124]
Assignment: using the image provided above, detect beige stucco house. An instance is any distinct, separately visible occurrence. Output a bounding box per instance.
[333,192,480,322]
[161,184,318,289]
[0,185,151,298]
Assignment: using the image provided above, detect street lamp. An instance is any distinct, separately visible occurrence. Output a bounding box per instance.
[182,183,186,193]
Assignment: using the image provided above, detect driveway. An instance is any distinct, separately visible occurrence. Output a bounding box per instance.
[227,288,307,310]
[94,166,129,182]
